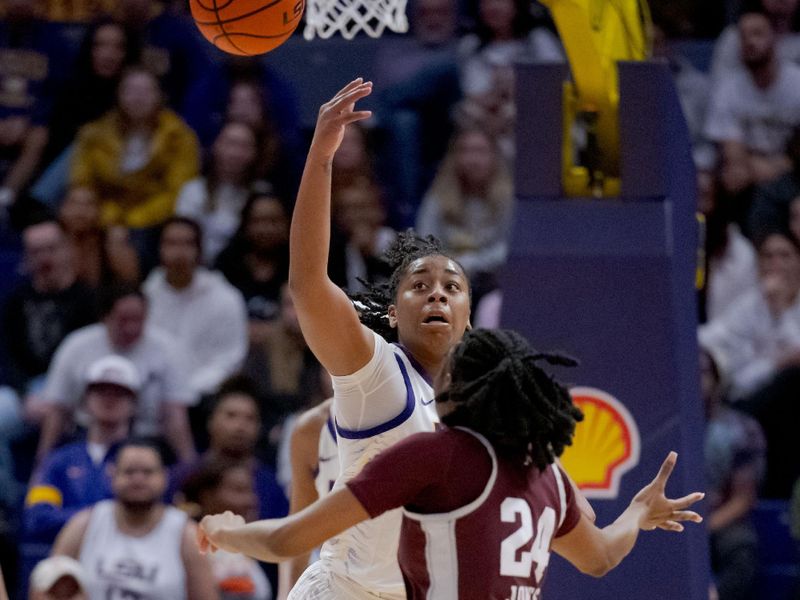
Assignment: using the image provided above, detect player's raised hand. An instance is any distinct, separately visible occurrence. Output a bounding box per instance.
[629,452,704,532]
[310,78,373,161]
[197,511,246,554]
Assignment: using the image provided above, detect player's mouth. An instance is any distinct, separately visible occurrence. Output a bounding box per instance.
[422,312,450,326]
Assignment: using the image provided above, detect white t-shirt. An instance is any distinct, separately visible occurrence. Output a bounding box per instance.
[79,501,188,600]
[319,330,438,598]
[699,287,800,397]
[38,323,196,436]
[704,62,800,155]
[143,267,248,396]
[175,178,249,264]
[706,225,759,321]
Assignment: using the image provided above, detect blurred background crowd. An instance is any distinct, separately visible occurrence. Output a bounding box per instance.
[0,0,798,598]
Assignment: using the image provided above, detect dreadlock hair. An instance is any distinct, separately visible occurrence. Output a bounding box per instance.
[438,328,583,471]
[347,230,468,341]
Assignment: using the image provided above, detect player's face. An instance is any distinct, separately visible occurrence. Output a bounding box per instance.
[113,447,167,509]
[160,222,200,274]
[209,395,260,455]
[85,383,136,428]
[389,255,471,357]
[92,24,127,79]
[105,295,147,350]
[739,14,776,66]
[213,122,258,179]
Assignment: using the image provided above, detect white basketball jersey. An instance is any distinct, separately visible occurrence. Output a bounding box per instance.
[315,416,340,499]
[79,500,188,600]
[320,332,438,598]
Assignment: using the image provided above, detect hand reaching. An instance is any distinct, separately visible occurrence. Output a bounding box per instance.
[309,78,373,162]
[197,510,246,555]
[630,452,704,533]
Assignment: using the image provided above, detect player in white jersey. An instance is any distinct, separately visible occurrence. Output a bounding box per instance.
[285,79,473,598]
[278,399,340,598]
[52,439,217,600]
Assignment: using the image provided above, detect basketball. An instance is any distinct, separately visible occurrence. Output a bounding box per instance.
[190,0,305,56]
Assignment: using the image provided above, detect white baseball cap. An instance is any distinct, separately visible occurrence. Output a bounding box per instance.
[30,555,87,592]
[85,355,141,395]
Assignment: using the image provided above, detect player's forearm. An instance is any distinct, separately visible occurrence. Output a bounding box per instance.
[215,519,305,563]
[288,149,334,292]
[593,503,646,576]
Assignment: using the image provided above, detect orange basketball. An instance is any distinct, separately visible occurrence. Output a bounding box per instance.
[190,0,305,56]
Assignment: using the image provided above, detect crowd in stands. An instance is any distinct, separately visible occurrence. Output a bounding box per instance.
[0,0,797,598]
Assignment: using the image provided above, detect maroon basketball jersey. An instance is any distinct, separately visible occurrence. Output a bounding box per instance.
[397,429,576,600]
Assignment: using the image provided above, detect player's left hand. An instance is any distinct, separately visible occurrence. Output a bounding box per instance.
[197,510,246,554]
[630,452,704,532]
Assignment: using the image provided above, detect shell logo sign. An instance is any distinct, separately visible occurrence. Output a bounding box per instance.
[560,387,640,499]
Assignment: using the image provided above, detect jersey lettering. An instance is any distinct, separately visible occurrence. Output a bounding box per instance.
[499,499,556,583]
[506,585,540,600]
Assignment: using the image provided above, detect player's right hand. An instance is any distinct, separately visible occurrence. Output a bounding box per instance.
[198,510,246,554]
[309,79,372,162]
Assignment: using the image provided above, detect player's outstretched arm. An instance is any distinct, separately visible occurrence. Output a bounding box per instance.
[552,452,704,577]
[197,488,371,564]
[288,78,376,376]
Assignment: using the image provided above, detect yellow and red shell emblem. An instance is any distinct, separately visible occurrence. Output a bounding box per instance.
[560,387,640,499]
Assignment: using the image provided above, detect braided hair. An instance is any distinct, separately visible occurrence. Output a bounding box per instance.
[438,328,583,471]
[348,230,468,341]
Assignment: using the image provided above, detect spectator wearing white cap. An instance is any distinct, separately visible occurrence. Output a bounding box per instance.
[32,284,197,464]
[21,355,141,595]
[29,555,87,600]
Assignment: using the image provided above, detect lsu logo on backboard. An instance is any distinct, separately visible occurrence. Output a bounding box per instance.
[560,387,640,499]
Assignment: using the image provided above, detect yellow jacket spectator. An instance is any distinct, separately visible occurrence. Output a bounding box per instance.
[70,66,200,229]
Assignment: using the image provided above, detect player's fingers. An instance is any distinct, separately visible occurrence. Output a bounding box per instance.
[197,530,209,554]
[326,78,364,105]
[671,510,703,523]
[658,520,684,532]
[653,451,677,490]
[670,492,705,510]
[341,110,373,125]
[329,83,373,111]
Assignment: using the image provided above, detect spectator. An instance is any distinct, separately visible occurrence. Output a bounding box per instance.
[58,186,140,288]
[747,126,800,238]
[710,0,800,84]
[28,555,87,600]
[2,218,96,392]
[215,192,290,340]
[330,182,395,292]
[416,127,514,282]
[175,121,262,263]
[40,19,140,179]
[700,230,800,399]
[116,0,211,108]
[143,217,248,397]
[374,0,461,228]
[51,439,218,600]
[180,459,273,600]
[69,66,200,263]
[702,349,766,600]
[32,284,197,463]
[21,355,140,593]
[330,122,379,200]
[700,171,759,322]
[242,285,325,454]
[172,384,288,593]
[0,0,72,208]
[705,9,800,187]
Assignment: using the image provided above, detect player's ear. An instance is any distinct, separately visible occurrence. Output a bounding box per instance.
[388,305,398,328]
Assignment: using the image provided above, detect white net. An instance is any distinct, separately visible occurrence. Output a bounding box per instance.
[303,0,408,39]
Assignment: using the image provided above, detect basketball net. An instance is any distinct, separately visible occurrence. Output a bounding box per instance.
[303,0,408,39]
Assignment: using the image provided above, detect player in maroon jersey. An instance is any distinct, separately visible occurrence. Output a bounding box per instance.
[197,328,704,599]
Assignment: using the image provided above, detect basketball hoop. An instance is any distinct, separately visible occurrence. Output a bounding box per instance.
[303,0,408,40]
